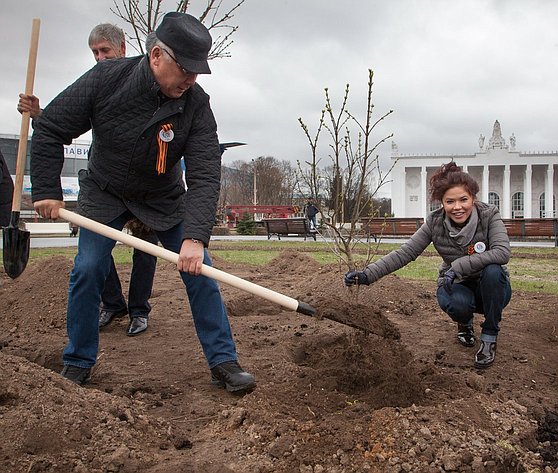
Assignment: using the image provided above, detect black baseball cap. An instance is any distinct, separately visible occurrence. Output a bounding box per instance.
[155,12,212,74]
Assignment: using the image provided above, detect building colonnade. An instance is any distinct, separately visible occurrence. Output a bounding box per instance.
[390,121,557,219]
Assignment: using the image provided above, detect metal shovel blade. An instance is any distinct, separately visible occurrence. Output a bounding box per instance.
[2,212,30,279]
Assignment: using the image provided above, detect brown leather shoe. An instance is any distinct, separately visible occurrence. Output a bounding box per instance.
[474,340,496,368]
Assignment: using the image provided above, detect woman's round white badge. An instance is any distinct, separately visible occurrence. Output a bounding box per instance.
[159,128,174,143]
[474,242,486,253]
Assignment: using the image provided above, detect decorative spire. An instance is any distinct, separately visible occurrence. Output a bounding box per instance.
[391,140,399,156]
[487,120,507,149]
[509,133,516,151]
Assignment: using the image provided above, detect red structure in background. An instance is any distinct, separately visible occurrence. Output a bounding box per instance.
[224,205,300,227]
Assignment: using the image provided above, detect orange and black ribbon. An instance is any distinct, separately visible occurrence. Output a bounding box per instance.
[156,123,173,175]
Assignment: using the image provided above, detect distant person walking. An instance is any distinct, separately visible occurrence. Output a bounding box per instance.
[18,23,158,337]
[344,162,511,369]
[305,200,319,230]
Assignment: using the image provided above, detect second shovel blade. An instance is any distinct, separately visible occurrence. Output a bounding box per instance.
[2,226,31,279]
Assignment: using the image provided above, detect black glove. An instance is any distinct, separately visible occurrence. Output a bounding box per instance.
[344,270,370,287]
[442,268,457,294]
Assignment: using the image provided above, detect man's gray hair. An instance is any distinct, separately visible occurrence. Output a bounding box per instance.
[146,32,170,54]
[88,23,125,48]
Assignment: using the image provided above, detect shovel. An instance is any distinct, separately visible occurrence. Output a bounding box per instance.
[3,18,40,279]
[57,208,316,316]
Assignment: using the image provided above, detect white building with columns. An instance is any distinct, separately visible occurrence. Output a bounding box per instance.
[390,121,557,219]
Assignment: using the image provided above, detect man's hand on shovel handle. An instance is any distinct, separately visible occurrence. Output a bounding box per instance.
[17,93,42,119]
[34,199,65,220]
[178,238,204,275]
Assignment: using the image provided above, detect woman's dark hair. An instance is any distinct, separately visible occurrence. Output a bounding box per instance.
[429,161,479,203]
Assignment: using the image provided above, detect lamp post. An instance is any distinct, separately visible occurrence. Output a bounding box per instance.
[251,158,257,206]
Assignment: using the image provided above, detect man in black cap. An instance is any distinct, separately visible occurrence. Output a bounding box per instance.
[30,12,256,393]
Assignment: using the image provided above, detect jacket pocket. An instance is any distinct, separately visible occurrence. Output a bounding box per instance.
[81,166,109,191]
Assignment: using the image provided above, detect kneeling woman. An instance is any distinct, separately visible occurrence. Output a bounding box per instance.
[345,162,512,368]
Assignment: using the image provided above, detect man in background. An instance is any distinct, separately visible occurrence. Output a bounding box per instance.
[17,23,126,117]
[0,150,14,227]
[18,23,157,337]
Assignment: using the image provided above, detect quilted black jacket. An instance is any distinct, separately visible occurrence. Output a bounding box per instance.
[30,55,222,245]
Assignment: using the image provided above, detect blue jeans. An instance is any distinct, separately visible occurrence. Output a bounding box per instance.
[436,264,512,338]
[101,231,158,317]
[63,212,237,369]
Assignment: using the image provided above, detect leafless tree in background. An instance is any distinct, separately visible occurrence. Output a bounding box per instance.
[220,160,252,206]
[254,156,296,205]
[298,69,396,270]
[111,0,246,56]
[219,157,295,209]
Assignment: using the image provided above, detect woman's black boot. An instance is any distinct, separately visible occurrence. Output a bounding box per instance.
[457,323,476,347]
[474,340,496,368]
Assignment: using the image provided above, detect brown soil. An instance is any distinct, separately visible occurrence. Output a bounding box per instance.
[0,249,557,473]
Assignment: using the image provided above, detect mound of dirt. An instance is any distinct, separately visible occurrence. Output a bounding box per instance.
[0,353,174,473]
[0,248,557,472]
[268,248,321,268]
[291,331,422,408]
[2,255,71,330]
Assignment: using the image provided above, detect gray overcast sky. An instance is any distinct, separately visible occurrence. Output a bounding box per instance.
[1,0,557,180]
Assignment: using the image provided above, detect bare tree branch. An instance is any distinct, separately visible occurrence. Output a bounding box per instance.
[298,69,395,273]
[111,0,246,57]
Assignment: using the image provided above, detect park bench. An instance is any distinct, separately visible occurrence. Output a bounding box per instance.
[361,217,557,246]
[24,222,72,237]
[361,217,425,242]
[502,218,558,246]
[262,218,317,241]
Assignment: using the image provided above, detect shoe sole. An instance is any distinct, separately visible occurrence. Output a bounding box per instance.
[66,377,91,385]
[457,337,476,348]
[474,359,494,369]
[211,379,257,393]
[126,327,148,337]
[61,372,91,385]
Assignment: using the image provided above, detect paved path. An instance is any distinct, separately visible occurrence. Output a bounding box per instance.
[1,234,556,249]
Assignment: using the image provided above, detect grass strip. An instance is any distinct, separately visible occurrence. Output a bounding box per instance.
[2,241,557,294]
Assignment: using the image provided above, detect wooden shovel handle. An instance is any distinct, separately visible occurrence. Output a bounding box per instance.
[13,18,40,212]
[57,208,315,315]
